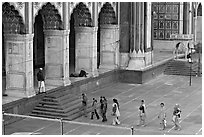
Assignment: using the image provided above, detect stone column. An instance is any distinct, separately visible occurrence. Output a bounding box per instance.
[75,27,98,77]
[4,34,35,98]
[44,30,71,86]
[144,2,153,66]
[119,2,130,69]
[183,2,189,34]
[99,25,120,71]
[127,2,145,70]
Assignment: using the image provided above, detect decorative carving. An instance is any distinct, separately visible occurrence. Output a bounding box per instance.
[112,2,116,7]
[98,2,102,7]
[56,2,62,8]
[47,37,51,43]
[40,2,63,30]
[87,2,91,7]
[2,2,25,34]
[17,2,24,9]
[71,2,74,8]
[99,2,116,25]
[34,2,40,9]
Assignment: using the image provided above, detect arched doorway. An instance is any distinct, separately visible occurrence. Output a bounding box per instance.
[33,2,63,87]
[33,11,45,87]
[69,2,93,75]
[34,12,45,69]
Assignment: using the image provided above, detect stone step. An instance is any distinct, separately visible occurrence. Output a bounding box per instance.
[31,109,68,117]
[58,96,81,106]
[36,103,63,110]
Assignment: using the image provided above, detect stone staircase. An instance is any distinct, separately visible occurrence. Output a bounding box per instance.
[164,59,200,76]
[30,92,96,120]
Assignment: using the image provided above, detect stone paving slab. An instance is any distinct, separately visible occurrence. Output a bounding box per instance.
[4,74,202,135]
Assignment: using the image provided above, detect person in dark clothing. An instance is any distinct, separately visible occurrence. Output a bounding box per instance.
[37,68,45,94]
[81,93,88,117]
[101,96,108,122]
[91,98,100,120]
[99,96,103,117]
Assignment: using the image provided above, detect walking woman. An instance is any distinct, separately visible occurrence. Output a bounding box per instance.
[112,98,120,125]
[172,104,181,130]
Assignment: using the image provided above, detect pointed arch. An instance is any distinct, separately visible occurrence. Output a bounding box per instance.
[71,2,93,27]
[37,2,63,30]
[2,2,25,34]
[197,3,202,16]
[99,2,117,25]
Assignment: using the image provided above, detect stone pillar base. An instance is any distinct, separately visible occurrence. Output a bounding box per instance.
[45,77,71,87]
[127,50,145,70]
[5,88,35,98]
[145,51,153,66]
[88,70,99,77]
[120,53,129,69]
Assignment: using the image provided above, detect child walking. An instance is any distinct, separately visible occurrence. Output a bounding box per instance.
[158,103,167,130]
[172,104,181,130]
[138,100,147,126]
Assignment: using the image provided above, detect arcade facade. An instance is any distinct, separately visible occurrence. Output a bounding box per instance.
[2,2,202,98]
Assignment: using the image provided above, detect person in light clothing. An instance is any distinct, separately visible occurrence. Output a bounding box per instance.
[172,104,181,130]
[112,98,120,125]
[37,68,45,94]
[158,102,167,130]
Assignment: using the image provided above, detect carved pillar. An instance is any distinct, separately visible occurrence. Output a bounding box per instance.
[44,30,71,86]
[75,27,98,77]
[127,2,145,70]
[5,34,35,97]
[183,2,189,34]
[144,2,153,66]
[99,25,120,71]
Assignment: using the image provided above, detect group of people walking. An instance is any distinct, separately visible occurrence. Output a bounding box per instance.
[80,93,120,125]
[81,95,182,130]
[138,100,181,131]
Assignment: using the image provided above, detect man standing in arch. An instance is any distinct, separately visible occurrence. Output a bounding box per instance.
[37,68,46,94]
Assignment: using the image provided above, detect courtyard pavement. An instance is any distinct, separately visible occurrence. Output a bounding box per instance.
[4,74,202,135]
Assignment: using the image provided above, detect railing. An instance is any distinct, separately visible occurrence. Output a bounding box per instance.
[2,112,134,135]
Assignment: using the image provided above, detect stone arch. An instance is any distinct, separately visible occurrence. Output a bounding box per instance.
[69,2,93,75]
[197,3,202,16]
[38,2,63,30]
[99,2,117,25]
[71,2,93,27]
[2,2,25,34]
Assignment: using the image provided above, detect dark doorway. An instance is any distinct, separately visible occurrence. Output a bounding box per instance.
[69,13,76,75]
[33,14,45,69]
[33,13,45,88]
